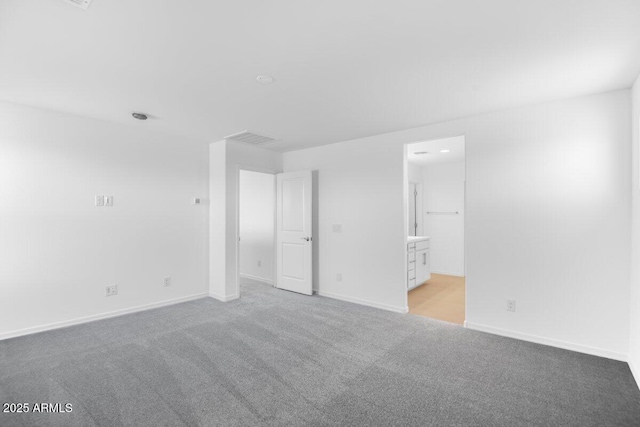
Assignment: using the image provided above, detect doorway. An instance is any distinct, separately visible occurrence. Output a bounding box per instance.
[405,136,466,325]
[237,168,314,298]
[238,169,276,295]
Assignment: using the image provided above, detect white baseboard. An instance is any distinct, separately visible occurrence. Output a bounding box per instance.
[629,358,640,390]
[0,292,209,341]
[430,270,465,277]
[465,322,627,362]
[209,292,239,302]
[239,273,273,285]
[316,290,408,314]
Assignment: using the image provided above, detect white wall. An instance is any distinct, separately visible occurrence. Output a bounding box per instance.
[239,170,275,283]
[407,162,422,183]
[423,160,465,276]
[462,91,630,360]
[284,90,631,359]
[630,74,640,385]
[209,141,227,300]
[209,141,282,301]
[0,102,209,339]
[284,142,407,312]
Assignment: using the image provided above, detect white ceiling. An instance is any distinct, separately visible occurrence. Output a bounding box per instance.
[408,136,465,166]
[1,1,640,152]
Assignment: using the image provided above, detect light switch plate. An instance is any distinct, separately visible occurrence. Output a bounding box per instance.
[95,195,104,206]
[105,196,113,206]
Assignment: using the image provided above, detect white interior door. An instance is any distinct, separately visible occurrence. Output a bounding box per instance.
[276,171,313,295]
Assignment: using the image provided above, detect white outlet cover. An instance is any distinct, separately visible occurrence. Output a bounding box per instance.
[164,277,171,286]
[332,224,342,233]
[95,195,104,206]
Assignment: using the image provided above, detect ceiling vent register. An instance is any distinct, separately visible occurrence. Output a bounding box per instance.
[62,0,92,10]
[225,131,276,145]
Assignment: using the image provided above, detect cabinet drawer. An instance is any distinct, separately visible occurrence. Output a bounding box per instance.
[415,240,430,251]
[408,251,415,262]
[408,243,416,251]
[408,278,416,289]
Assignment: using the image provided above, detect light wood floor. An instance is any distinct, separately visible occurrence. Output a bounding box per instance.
[408,273,465,325]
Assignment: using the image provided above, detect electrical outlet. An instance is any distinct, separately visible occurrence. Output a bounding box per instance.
[336,273,342,282]
[507,299,516,312]
[163,276,171,287]
[95,195,104,206]
[105,195,113,206]
[257,260,261,267]
[106,285,117,296]
[332,224,342,233]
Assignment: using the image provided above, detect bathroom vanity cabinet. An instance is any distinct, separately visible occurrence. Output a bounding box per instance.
[408,237,431,290]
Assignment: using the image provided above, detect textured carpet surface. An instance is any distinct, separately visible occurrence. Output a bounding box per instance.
[1,278,639,426]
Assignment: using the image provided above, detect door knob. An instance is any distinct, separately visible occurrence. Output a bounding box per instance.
[301,237,312,241]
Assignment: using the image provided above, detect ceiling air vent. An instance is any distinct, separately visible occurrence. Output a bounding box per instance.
[62,0,92,10]
[224,131,276,145]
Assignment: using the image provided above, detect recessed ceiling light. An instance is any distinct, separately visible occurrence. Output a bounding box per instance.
[132,112,148,120]
[414,151,430,155]
[256,75,275,85]
[440,149,450,153]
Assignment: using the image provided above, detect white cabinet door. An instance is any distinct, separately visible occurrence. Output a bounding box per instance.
[416,248,431,285]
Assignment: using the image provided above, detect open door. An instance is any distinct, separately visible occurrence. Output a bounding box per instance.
[276,170,313,295]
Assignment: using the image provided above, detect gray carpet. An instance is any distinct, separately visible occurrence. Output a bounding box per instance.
[1,278,639,427]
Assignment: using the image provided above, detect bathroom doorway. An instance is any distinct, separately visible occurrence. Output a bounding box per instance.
[405,136,466,325]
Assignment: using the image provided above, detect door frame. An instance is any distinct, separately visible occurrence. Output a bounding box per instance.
[235,164,279,298]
